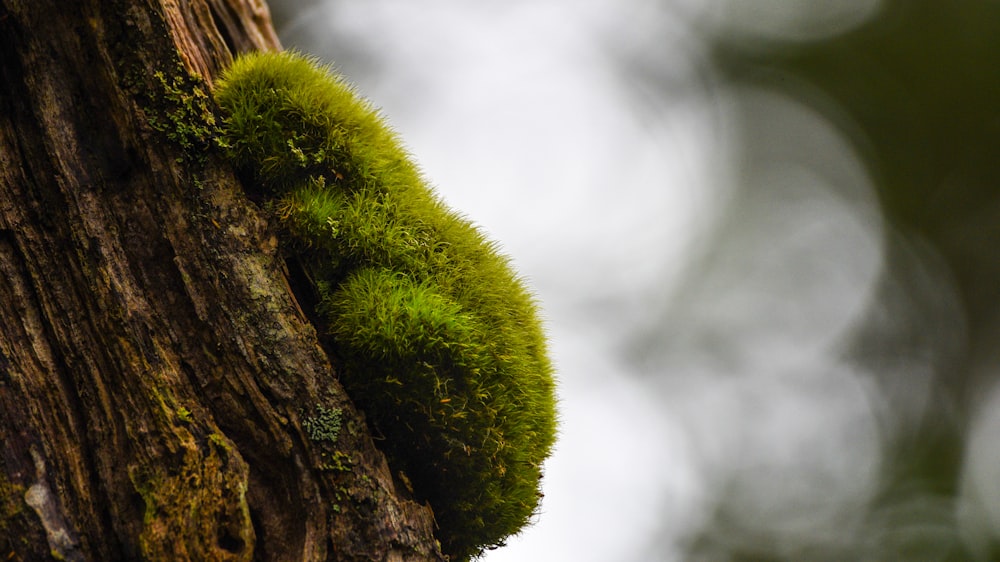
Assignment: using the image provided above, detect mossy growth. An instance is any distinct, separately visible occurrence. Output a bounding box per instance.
[146,67,219,163]
[214,50,557,560]
[175,406,193,424]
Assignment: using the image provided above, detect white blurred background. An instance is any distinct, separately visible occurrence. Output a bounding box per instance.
[265,1,1000,560]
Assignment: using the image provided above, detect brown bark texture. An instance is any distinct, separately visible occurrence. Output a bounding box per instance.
[0,0,444,560]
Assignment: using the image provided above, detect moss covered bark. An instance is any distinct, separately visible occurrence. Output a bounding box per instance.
[0,1,442,559]
[214,51,557,560]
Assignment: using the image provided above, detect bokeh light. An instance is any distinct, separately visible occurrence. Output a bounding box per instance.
[268,1,1000,559]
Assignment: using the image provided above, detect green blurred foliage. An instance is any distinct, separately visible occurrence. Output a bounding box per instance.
[714,0,1000,332]
[703,1,1000,559]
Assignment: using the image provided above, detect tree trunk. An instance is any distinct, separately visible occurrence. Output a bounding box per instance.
[0,0,443,559]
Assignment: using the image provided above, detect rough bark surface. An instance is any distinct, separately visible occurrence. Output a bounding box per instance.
[0,0,444,559]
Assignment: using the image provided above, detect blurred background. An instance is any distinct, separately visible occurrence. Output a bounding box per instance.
[265,1,1000,560]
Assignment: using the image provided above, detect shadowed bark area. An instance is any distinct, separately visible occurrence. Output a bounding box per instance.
[0,0,443,559]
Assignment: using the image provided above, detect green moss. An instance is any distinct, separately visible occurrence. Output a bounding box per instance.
[175,406,193,424]
[318,450,352,473]
[128,434,252,559]
[214,50,557,560]
[146,67,220,164]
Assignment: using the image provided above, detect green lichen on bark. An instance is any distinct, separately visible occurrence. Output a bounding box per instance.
[303,405,342,443]
[214,50,557,560]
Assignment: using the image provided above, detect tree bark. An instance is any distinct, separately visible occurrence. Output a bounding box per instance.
[0,0,444,559]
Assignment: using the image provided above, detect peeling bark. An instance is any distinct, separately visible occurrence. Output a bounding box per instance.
[0,0,444,559]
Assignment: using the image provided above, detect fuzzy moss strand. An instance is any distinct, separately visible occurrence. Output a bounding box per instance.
[214,50,557,561]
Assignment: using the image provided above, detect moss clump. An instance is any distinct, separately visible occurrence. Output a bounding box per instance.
[214,50,557,560]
